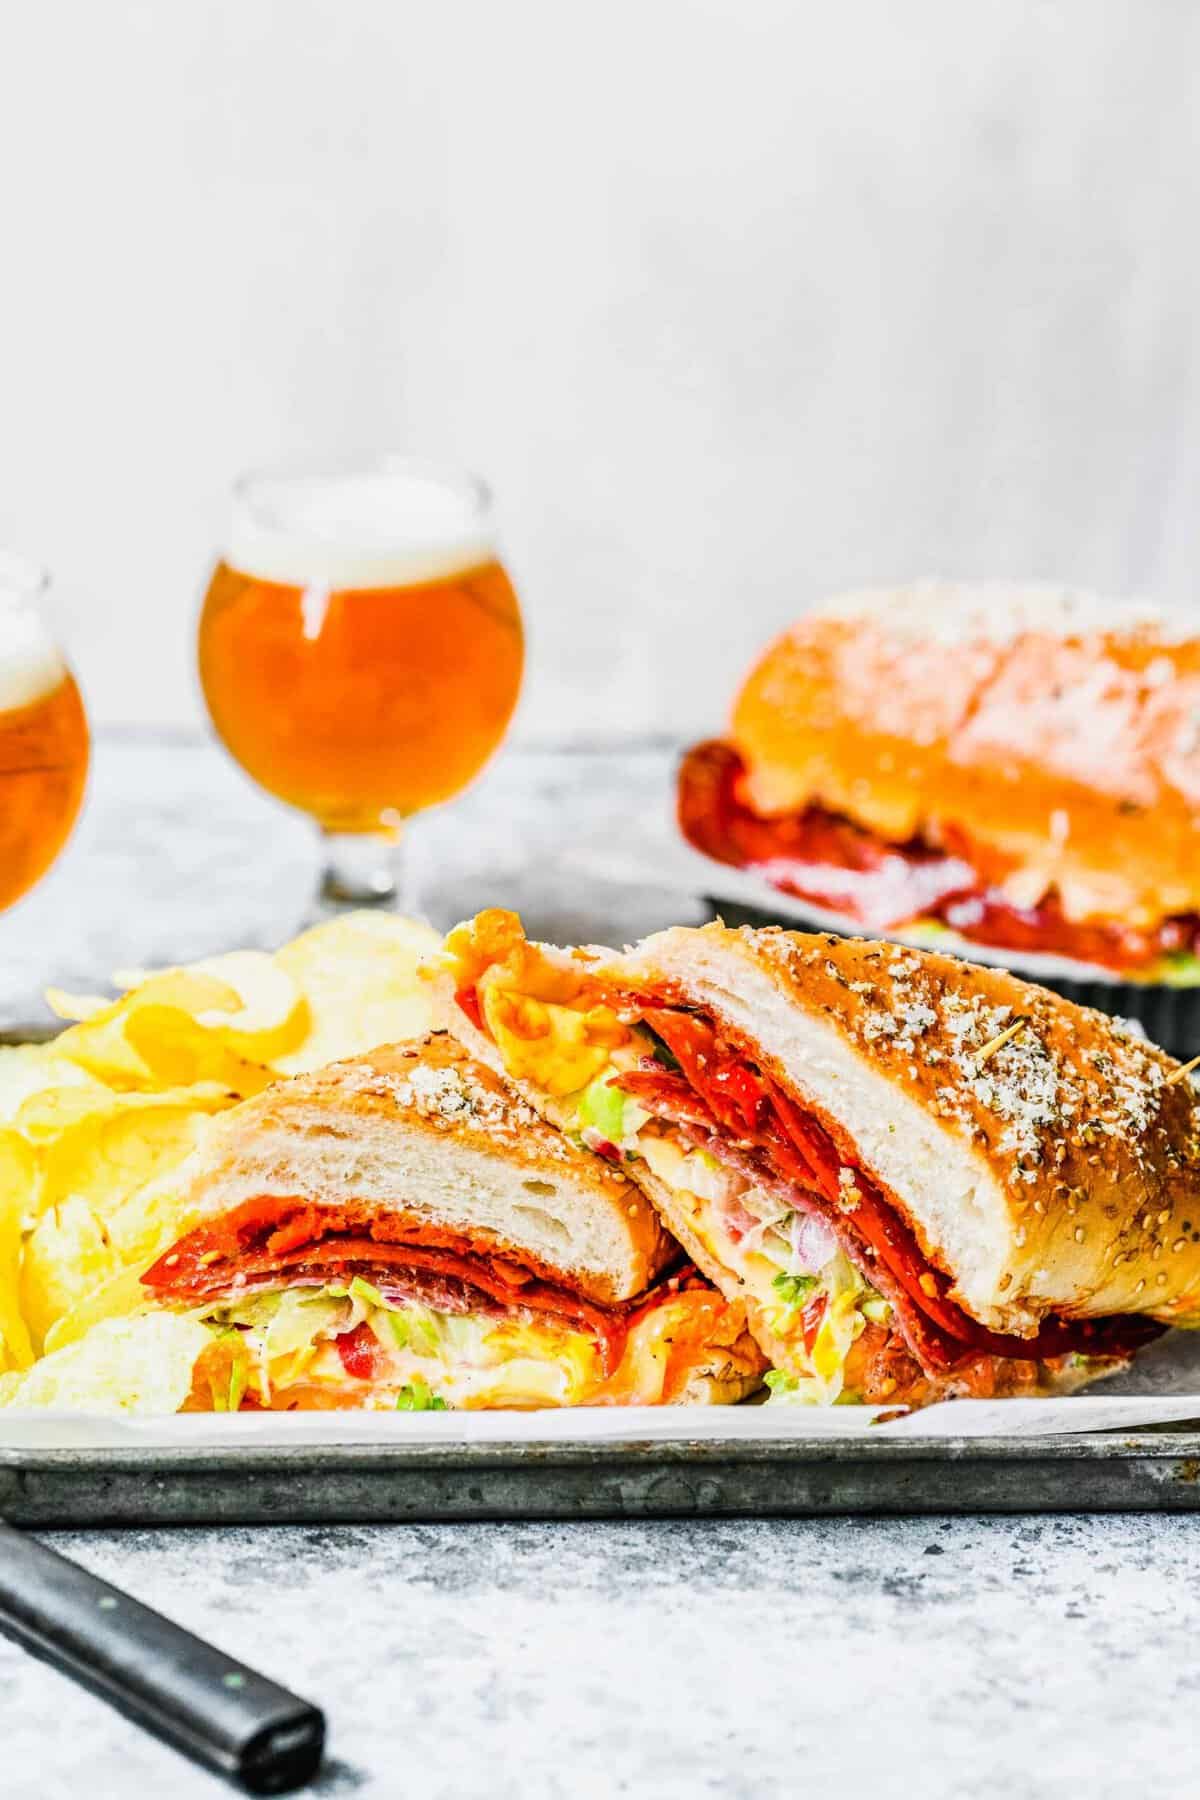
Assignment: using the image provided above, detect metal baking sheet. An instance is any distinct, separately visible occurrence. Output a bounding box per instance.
[6,1021,1200,1522]
[3,1432,1200,1525]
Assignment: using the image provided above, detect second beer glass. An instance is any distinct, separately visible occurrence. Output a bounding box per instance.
[198,457,525,909]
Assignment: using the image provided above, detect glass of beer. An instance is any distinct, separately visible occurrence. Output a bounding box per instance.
[198,457,525,910]
[0,552,89,913]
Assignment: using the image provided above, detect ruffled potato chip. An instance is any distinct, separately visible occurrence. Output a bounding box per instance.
[0,1045,103,1126]
[5,912,442,1393]
[43,1266,156,1355]
[185,951,309,1061]
[44,989,111,1022]
[91,952,307,1063]
[21,1196,123,1350]
[2,1312,211,1414]
[18,1083,231,1220]
[52,968,276,1096]
[102,1158,204,1273]
[0,1131,35,1370]
[273,911,440,1075]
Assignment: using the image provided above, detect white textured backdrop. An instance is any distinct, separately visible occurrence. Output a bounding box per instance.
[2,0,1199,736]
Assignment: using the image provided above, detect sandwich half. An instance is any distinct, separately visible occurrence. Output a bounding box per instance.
[680,582,1200,986]
[436,910,1200,1407]
[32,1034,763,1413]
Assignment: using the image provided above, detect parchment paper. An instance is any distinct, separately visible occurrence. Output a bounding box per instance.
[3,1328,1199,1449]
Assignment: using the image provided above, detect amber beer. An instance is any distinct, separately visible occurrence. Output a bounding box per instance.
[199,555,523,830]
[198,461,524,836]
[0,597,89,912]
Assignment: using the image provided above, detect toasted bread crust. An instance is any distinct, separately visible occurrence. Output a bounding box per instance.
[438,914,1200,1335]
[173,1033,674,1304]
[606,924,1200,1328]
[730,582,1200,928]
[273,1035,624,1184]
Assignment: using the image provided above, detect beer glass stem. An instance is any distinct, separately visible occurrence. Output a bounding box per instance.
[318,830,405,909]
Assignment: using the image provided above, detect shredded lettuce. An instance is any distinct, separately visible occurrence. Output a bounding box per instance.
[395,1375,447,1411]
[402,1309,441,1355]
[1159,952,1200,988]
[264,1292,346,1362]
[574,1073,649,1148]
[199,1282,577,1409]
[348,1275,386,1309]
[6,1276,618,1413]
[771,1272,819,1310]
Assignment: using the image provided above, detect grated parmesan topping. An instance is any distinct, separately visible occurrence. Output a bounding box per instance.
[746,926,1200,1219]
[812,580,1189,648]
[308,1039,612,1172]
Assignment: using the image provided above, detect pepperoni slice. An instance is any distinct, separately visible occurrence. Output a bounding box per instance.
[613,1015,1164,1374]
[143,1199,632,1375]
[677,738,1198,972]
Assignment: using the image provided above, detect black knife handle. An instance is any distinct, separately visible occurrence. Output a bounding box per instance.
[0,1523,324,1793]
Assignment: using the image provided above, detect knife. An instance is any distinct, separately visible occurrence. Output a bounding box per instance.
[0,1521,325,1793]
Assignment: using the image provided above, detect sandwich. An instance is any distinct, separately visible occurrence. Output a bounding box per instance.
[7,1034,765,1413]
[679,582,1200,987]
[435,909,1200,1408]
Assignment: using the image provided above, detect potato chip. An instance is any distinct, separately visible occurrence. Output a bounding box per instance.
[0,1118,42,1228]
[43,1266,156,1355]
[44,989,111,1022]
[0,1045,103,1126]
[99,953,307,1061]
[4,911,442,1390]
[18,1083,230,1222]
[103,1159,204,1272]
[185,950,309,1061]
[52,968,275,1096]
[3,1313,211,1414]
[21,1196,123,1350]
[0,1131,35,1370]
[273,910,441,1075]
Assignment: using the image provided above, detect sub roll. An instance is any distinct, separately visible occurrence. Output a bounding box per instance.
[8,1035,764,1413]
[438,910,1200,1409]
[679,583,1200,991]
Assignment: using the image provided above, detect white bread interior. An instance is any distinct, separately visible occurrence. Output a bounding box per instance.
[172,1037,673,1306]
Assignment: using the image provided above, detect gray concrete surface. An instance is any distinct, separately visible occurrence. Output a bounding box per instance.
[1,735,1194,1798]
[5,1516,1197,1800]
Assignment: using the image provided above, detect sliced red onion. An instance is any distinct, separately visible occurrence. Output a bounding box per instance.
[790,1210,839,1273]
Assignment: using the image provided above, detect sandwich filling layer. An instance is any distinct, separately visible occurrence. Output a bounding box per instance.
[447,931,1161,1406]
[679,740,1200,981]
[142,1199,762,1410]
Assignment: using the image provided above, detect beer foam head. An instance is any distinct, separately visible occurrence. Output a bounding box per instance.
[0,555,65,714]
[227,462,496,590]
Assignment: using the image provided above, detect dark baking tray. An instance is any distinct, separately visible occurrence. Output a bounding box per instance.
[3,1432,1200,1525]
